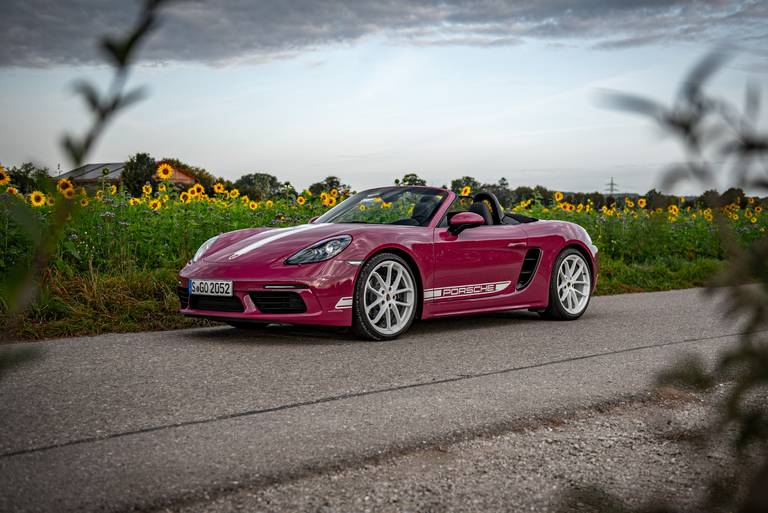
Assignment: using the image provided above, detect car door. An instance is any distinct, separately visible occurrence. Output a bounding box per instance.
[427,223,529,314]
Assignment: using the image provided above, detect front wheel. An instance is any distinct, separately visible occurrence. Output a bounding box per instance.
[352,253,418,341]
[541,248,592,320]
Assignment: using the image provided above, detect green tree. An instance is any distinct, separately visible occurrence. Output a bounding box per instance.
[309,176,349,195]
[7,163,52,193]
[233,172,282,200]
[122,153,156,196]
[396,173,427,186]
[450,176,481,194]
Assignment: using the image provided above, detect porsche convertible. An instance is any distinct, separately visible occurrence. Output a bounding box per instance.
[178,186,598,340]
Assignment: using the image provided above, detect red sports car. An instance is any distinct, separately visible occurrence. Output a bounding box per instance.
[178,186,598,340]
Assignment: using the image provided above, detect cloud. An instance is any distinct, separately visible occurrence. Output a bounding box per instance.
[1,0,766,68]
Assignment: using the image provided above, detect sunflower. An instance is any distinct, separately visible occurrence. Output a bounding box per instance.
[625,198,634,208]
[576,203,584,212]
[330,188,338,198]
[249,201,259,210]
[0,167,9,186]
[320,192,329,203]
[80,198,89,207]
[129,198,141,206]
[96,190,104,200]
[382,201,392,208]
[266,200,274,208]
[668,204,679,216]
[62,187,76,200]
[752,217,758,224]
[755,207,762,214]
[179,192,190,203]
[78,187,87,196]
[149,199,162,210]
[109,185,117,195]
[327,196,337,207]
[29,191,46,207]
[156,163,174,180]
[213,182,225,194]
[229,188,240,199]
[57,178,73,193]
[193,184,205,196]
[461,186,471,196]
[158,184,167,192]
[637,198,647,208]
[46,195,55,206]
[358,204,367,211]
[6,186,18,195]
[554,191,564,202]
[748,197,755,205]
[142,184,152,195]
[297,196,306,205]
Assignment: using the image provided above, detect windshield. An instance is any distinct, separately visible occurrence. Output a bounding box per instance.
[315,187,447,226]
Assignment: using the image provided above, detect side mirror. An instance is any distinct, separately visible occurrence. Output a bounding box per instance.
[448,211,484,235]
[308,215,320,224]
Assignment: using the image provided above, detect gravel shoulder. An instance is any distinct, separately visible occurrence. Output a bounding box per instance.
[171,388,725,513]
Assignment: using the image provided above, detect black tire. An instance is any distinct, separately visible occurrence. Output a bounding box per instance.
[352,253,419,341]
[540,248,592,321]
[227,321,268,330]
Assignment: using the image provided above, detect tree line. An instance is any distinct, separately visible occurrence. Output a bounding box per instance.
[3,155,765,209]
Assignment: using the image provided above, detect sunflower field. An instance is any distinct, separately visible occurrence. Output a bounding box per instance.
[0,163,766,339]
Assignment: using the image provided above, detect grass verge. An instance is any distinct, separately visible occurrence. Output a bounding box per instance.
[1,256,721,342]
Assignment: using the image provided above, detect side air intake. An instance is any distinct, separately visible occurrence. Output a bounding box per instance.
[516,248,541,290]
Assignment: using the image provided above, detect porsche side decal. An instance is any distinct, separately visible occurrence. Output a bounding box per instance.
[424,281,511,301]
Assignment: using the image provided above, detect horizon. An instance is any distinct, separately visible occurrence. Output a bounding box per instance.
[2,1,767,195]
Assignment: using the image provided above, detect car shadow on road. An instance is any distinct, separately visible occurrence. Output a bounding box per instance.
[179,309,546,347]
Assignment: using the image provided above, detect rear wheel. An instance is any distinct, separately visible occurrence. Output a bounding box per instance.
[352,253,418,341]
[541,248,592,320]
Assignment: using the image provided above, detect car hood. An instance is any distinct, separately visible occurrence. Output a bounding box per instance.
[202,223,356,264]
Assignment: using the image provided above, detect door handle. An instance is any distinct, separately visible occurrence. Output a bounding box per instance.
[507,241,527,248]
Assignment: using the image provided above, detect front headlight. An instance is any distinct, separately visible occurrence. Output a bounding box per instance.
[285,235,352,265]
[192,235,220,263]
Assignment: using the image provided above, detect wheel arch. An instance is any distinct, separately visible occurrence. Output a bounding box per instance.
[562,241,596,285]
[361,246,425,320]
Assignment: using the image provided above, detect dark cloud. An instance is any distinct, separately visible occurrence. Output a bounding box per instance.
[1,0,766,67]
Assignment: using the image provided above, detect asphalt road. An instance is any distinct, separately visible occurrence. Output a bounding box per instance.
[0,288,754,512]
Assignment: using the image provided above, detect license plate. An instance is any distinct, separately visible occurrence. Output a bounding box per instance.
[189,279,233,297]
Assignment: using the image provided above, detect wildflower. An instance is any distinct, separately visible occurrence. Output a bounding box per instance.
[625,198,634,208]
[241,196,250,204]
[62,187,76,200]
[667,204,679,216]
[748,197,755,205]
[756,207,762,214]
[142,184,152,195]
[249,201,259,210]
[179,192,189,203]
[229,188,240,199]
[80,198,89,207]
[46,195,55,206]
[162,194,170,203]
[0,167,9,186]
[6,186,18,195]
[129,198,141,206]
[96,190,104,200]
[193,184,205,196]
[576,203,584,212]
[359,204,367,211]
[149,199,162,210]
[78,187,87,196]
[266,200,274,208]
[330,188,338,198]
[108,185,116,195]
[57,178,74,193]
[213,182,225,194]
[461,186,472,196]
[751,217,757,224]
[554,191,564,202]
[320,192,329,203]
[637,198,647,209]
[158,184,167,192]
[327,196,337,207]
[297,196,306,205]
[382,201,392,208]
[156,163,174,180]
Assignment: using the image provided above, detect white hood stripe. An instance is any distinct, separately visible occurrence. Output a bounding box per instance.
[228,224,327,259]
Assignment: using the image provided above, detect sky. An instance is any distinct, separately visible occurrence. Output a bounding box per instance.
[1,0,767,194]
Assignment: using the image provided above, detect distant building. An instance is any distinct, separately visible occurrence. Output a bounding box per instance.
[59,162,196,187]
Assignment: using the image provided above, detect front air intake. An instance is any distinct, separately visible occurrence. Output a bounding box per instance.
[516,248,541,290]
[249,292,307,314]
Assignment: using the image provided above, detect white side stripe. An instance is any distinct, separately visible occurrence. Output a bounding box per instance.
[335,297,353,309]
[424,281,511,301]
[228,224,326,259]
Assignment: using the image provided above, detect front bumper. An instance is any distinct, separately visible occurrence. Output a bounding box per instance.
[177,258,360,326]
